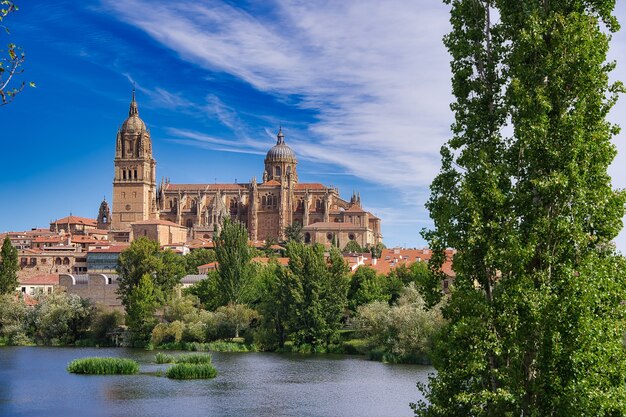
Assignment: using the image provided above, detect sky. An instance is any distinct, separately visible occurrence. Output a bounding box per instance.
[0,1,625,252]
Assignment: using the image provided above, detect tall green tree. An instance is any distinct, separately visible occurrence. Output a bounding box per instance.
[284,222,304,243]
[416,1,626,416]
[0,236,18,294]
[125,273,159,345]
[214,219,254,305]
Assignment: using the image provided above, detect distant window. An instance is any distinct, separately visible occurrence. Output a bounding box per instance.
[186,219,193,228]
[327,233,333,241]
[305,233,311,244]
[287,166,292,175]
[275,166,281,176]
[349,234,355,241]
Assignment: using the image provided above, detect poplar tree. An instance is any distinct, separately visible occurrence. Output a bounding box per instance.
[214,219,254,305]
[0,236,18,294]
[415,1,626,415]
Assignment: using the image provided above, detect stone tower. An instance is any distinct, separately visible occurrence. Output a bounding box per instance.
[97,198,111,230]
[111,89,157,230]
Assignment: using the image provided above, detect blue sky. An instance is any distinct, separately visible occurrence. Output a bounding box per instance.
[1,1,626,252]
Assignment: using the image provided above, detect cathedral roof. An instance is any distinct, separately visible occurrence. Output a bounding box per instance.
[121,89,146,133]
[52,215,98,227]
[164,183,249,192]
[265,128,296,163]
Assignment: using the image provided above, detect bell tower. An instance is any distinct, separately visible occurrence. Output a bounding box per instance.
[111,89,157,229]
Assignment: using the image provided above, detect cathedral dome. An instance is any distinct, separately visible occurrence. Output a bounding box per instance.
[265,129,296,162]
[121,89,146,133]
[122,114,146,133]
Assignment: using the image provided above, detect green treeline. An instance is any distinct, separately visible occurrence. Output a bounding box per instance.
[0,221,445,364]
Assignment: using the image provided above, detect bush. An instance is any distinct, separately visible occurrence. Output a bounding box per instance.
[67,357,139,375]
[155,352,175,364]
[166,363,217,379]
[91,309,124,346]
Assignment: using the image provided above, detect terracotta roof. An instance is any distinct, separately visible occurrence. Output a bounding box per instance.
[88,245,130,253]
[165,183,249,192]
[295,183,327,190]
[261,179,281,186]
[363,248,456,277]
[302,222,367,230]
[33,236,65,243]
[19,274,59,285]
[131,219,187,228]
[72,236,98,243]
[345,205,367,213]
[52,216,98,227]
[87,229,109,235]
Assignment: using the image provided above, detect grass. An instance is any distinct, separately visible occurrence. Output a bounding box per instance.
[155,352,176,364]
[174,353,213,364]
[67,357,139,375]
[156,340,257,353]
[166,363,218,380]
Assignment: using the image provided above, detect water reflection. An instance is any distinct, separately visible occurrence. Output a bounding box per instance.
[0,347,433,417]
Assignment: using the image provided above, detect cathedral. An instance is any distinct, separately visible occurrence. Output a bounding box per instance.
[109,91,382,248]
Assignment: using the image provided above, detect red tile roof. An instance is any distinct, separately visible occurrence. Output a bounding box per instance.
[302,222,367,230]
[295,183,327,190]
[88,245,130,253]
[131,219,187,228]
[19,274,59,285]
[52,216,98,227]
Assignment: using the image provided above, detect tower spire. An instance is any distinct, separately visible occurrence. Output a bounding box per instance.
[277,125,284,144]
[129,86,139,117]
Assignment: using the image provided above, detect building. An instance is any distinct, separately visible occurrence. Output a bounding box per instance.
[110,91,383,248]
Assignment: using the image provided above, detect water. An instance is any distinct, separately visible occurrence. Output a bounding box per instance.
[0,347,433,417]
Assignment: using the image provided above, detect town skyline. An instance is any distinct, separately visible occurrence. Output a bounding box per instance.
[1,1,626,251]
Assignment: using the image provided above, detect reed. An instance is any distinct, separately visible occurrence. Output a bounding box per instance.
[174,353,213,364]
[154,352,175,364]
[166,363,218,380]
[67,357,139,375]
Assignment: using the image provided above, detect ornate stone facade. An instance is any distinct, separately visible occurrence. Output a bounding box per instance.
[111,93,383,248]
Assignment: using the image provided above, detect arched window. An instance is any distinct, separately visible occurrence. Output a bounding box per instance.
[123,170,127,180]
[262,196,267,207]
[305,232,311,243]
[186,219,193,228]
[230,199,238,214]
[63,257,70,265]
[287,166,292,175]
[134,169,138,180]
[275,166,281,177]
[55,257,62,265]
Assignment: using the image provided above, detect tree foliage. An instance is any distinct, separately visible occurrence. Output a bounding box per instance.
[116,237,186,307]
[125,273,159,345]
[0,236,18,294]
[184,248,216,274]
[214,219,255,305]
[284,222,304,243]
[416,1,626,415]
[0,1,33,106]
[343,240,364,254]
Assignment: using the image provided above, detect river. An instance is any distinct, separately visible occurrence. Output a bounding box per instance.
[0,347,433,417]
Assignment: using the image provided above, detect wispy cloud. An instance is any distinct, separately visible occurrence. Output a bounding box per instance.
[102,0,454,193]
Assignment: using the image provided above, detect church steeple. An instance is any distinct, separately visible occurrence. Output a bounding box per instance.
[129,88,139,117]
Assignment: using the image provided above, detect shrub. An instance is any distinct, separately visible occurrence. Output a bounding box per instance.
[166,363,217,379]
[154,352,175,364]
[67,357,139,375]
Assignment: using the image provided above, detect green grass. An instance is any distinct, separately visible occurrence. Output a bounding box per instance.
[155,352,176,364]
[166,363,218,380]
[67,357,139,375]
[157,340,257,352]
[174,353,213,364]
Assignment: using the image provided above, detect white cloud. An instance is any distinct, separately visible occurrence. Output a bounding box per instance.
[103,0,453,191]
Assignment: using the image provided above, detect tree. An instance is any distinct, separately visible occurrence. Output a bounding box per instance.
[415,1,626,415]
[281,243,349,347]
[116,237,186,307]
[343,240,363,254]
[347,266,389,312]
[0,236,18,294]
[125,273,159,345]
[214,219,255,305]
[1,1,33,105]
[284,222,304,243]
[183,248,216,274]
